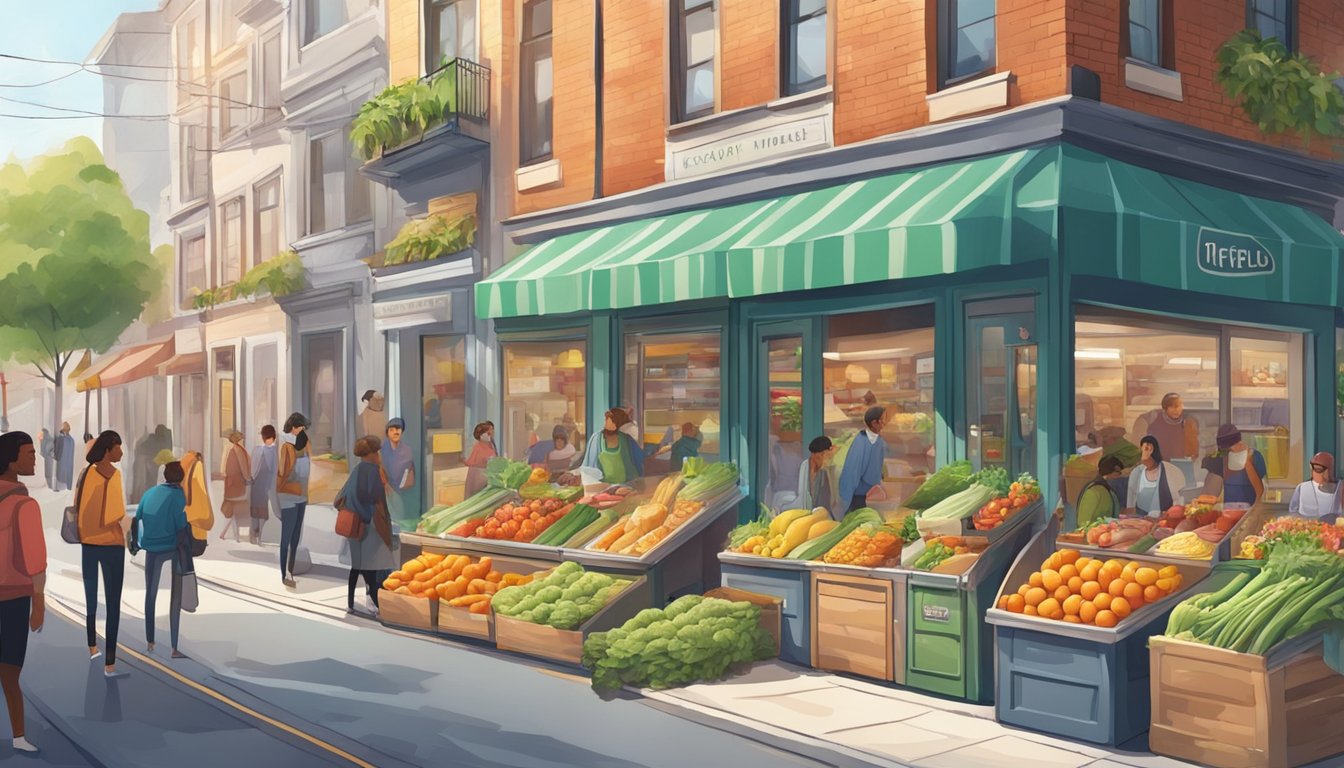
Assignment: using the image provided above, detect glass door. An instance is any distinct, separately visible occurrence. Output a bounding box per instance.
[965,298,1037,478]
[754,320,816,512]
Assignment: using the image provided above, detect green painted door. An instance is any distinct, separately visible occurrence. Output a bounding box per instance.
[965,298,1038,479]
[753,320,818,513]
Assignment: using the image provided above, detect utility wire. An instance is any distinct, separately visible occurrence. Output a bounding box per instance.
[0,52,176,70]
[0,69,81,88]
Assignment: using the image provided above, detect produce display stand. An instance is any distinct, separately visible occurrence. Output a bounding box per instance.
[494,573,655,667]
[717,553,816,666]
[1059,502,1262,567]
[811,569,906,685]
[1149,630,1344,768]
[377,552,554,640]
[902,498,1041,703]
[986,514,1214,746]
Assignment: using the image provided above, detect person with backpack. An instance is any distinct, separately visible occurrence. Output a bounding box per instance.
[0,432,48,754]
[179,451,214,555]
[79,431,129,679]
[1076,455,1125,529]
[276,413,312,589]
[135,461,190,658]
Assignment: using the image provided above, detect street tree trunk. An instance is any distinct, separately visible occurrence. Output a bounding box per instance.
[52,356,64,447]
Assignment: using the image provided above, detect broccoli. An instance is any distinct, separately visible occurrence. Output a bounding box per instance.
[548,602,583,629]
[532,602,555,624]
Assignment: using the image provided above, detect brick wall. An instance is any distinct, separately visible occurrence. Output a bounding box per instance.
[720,0,778,110]
[388,0,420,84]
[602,0,667,196]
[833,0,929,145]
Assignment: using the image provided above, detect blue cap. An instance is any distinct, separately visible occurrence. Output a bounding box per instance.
[385,418,406,431]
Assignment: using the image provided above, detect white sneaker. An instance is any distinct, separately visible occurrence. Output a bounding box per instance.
[365,596,379,616]
[12,737,37,753]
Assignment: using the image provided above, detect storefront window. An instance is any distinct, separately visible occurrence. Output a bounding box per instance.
[176,373,206,455]
[763,336,804,509]
[823,306,936,509]
[214,347,236,437]
[623,329,722,477]
[502,338,587,464]
[1075,307,1303,496]
[303,331,345,455]
[251,342,279,435]
[423,335,468,508]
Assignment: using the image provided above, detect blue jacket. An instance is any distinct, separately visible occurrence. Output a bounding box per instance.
[838,432,886,503]
[137,483,188,553]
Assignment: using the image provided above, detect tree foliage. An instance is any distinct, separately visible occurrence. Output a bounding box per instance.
[1215,29,1344,149]
[0,137,161,385]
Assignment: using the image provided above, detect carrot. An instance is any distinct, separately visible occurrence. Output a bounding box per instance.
[486,570,502,583]
[594,525,626,551]
[468,578,490,595]
[468,600,491,615]
[448,594,491,607]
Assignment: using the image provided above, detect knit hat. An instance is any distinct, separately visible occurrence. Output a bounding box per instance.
[1216,423,1242,451]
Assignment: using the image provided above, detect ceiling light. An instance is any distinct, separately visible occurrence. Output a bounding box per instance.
[1074,348,1121,361]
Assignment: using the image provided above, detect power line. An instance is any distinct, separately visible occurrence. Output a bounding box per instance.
[0,95,172,121]
[0,69,81,89]
[0,52,176,71]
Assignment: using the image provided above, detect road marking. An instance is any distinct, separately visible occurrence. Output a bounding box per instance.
[43,597,377,768]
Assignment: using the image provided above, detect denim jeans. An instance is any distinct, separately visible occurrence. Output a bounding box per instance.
[144,549,182,649]
[81,545,124,665]
[279,502,307,578]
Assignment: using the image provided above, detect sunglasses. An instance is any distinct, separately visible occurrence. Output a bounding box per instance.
[1311,464,1328,473]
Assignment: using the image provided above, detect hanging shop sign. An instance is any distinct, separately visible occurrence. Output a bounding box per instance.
[373,294,453,331]
[1195,227,1277,277]
[670,115,830,180]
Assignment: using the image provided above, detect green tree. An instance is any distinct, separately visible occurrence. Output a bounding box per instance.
[0,137,162,437]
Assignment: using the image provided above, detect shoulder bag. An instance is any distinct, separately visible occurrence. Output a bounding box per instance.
[186,462,208,557]
[61,466,98,545]
[333,472,367,540]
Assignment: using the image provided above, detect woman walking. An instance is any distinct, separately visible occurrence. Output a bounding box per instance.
[136,461,189,658]
[276,413,312,588]
[249,426,279,545]
[0,431,48,754]
[79,431,129,679]
[179,451,214,554]
[218,432,250,542]
[343,437,395,615]
[380,419,416,531]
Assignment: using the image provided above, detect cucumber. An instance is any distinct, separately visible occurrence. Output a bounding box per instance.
[787,508,881,560]
[536,505,597,546]
[1128,534,1158,554]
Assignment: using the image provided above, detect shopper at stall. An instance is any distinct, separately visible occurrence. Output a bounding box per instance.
[796,436,838,517]
[380,418,416,531]
[668,423,702,472]
[1076,455,1126,528]
[464,421,496,497]
[582,408,644,484]
[79,431,128,678]
[136,461,189,659]
[1124,436,1184,517]
[525,431,553,467]
[1207,424,1267,507]
[1288,452,1340,522]
[277,413,312,589]
[0,431,47,755]
[342,437,395,616]
[249,426,278,545]
[838,407,888,513]
[218,431,249,542]
[1136,393,1200,461]
[546,425,577,472]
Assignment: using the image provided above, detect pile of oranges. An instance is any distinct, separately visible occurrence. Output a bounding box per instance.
[996,548,1184,628]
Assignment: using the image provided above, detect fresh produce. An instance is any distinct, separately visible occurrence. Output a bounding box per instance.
[563,508,624,548]
[649,473,686,509]
[1165,544,1344,654]
[493,561,630,630]
[787,508,882,560]
[529,468,550,484]
[677,462,740,502]
[902,460,974,510]
[897,515,920,544]
[591,502,667,552]
[968,466,1011,497]
[971,473,1041,530]
[625,499,707,556]
[486,457,536,490]
[823,525,902,567]
[419,486,514,536]
[533,504,601,546]
[451,498,575,542]
[1254,516,1342,557]
[518,482,584,502]
[1086,518,1154,548]
[997,549,1184,626]
[382,554,535,614]
[741,508,830,558]
[1155,531,1215,559]
[914,541,957,570]
[581,595,775,690]
[1128,533,1158,554]
[919,483,996,521]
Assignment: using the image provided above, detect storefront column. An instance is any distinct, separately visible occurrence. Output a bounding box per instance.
[386,330,402,418]
[590,313,616,431]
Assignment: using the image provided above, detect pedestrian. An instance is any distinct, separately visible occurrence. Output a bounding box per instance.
[37,429,53,491]
[249,425,279,545]
[838,406,888,513]
[55,423,75,492]
[135,461,189,659]
[463,421,496,497]
[380,418,416,531]
[342,437,395,616]
[0,431,48,754]
[179,451,214,555]
[276,413,312,588]
[218,431,250,542]
[79,431,129,679]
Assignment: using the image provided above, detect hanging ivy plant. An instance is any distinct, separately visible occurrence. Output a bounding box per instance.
[383,213,477,266]
[189,251,304,310]
[350,64,461,160]
[1215,30,1344,149]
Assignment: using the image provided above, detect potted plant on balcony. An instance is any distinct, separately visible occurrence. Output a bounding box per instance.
[1215,29,1344,151]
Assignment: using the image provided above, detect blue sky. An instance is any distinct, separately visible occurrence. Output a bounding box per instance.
[0,0,161,161]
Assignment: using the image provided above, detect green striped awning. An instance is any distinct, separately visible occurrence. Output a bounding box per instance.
[477,148,1060,318]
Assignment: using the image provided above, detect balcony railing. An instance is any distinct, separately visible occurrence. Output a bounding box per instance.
[430,57,490,122]
[351,57,491,162]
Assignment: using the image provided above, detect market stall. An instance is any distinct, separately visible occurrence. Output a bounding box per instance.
[1056,498,1258,564]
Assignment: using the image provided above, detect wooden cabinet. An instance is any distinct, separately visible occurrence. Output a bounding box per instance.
[811,573,894,681]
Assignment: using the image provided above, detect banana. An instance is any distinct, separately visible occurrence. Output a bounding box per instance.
[769,509,810,536]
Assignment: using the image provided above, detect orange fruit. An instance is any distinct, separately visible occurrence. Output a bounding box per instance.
[1143,584,1162,603]
[1058,549,1081,565]
[1155,577,1176,593]
[1095,610,1118,628]
[1099,563,1122,583]
[1135,567,1159,587]
[1075,556,1094,570]
[1054,585,1072,602]
[1025,587,1048,607]
[1063,615,1082,623]
[1063,595,1084,616]
[1018,583,1033,597]
[1029,572,1044,588]
[1110,597,1132,618]
[1093,592,1113,610]
[1038,598,1062,620]
[999,595,1011,610]
[1043,554,1062,571]
[1067,576,1085,594]
[1158,565,1180,580]
[1080,581,1102,601]
[1079,562,1101,582]
[1059,563,1080,581]
[1006,594,1026,613]
[1108,579,1128,598]
[1123,582,1145,603]
[1104,558,1125,572]
[1122,563,1138,582]
[1079,601,1098,624]
[1024,605,1038,616]
[1042,570,1063,593]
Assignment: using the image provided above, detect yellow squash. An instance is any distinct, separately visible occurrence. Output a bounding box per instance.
[770,509,810,537]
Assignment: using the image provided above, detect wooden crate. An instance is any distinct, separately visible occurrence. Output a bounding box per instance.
[705,587,783,657]
[1149,634,1344,768]
[811,572,894,681]
[494,573,652,666]
[435,554,552,642]
[378,590,438,632]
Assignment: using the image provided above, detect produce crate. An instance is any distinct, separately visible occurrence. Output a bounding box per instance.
[718,554,814,666]
[378,590,439,632]
[811,572,898,682]
[1149,632,1344,768]
[986,515,1213,744]
[433,553,553,642]
[494,573,654,666]
[705,587,783,657]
